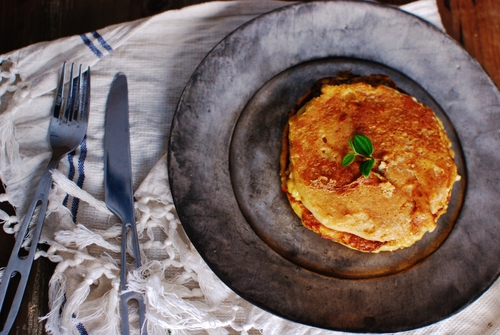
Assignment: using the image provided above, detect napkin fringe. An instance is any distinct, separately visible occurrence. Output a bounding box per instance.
[0,202,18,235]
[37,155,255,334]
[42,271,122,335]
[40,245,122,335]
[41,271,67,334]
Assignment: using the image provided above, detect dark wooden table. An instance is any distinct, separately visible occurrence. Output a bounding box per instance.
[0,0,498,333]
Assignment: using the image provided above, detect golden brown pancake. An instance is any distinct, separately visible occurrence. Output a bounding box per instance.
[280,73,459,252]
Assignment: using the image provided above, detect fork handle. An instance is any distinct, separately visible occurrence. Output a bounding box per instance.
[0,160,57,335]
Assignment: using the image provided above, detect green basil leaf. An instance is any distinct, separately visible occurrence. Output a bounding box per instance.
[353,135,374,157]
[348,138,356,153]
[342,153,356,166]
[360,158,375,177]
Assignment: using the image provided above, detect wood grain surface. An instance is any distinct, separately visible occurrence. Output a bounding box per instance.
[0,0,498,333]
[437,0,500,88]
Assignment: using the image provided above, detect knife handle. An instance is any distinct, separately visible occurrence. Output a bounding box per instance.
[121,290,147,335]
[121,222,147,335]
[0,160,57,334]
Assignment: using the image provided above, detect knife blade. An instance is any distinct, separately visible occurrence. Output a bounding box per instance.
[104,73,147,335]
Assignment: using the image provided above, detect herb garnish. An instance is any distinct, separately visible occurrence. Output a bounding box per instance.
[341,134,375,177]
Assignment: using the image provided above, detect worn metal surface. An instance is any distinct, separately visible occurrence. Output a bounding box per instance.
[104,73,147,334]
[230,57,465,279]
[168,1,500,332]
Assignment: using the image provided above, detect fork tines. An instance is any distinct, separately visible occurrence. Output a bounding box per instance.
[53,62,91,124]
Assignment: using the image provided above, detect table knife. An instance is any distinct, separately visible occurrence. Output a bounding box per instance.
[104,73,147,335]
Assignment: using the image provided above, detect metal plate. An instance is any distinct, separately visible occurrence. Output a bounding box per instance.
[168,1,500,332]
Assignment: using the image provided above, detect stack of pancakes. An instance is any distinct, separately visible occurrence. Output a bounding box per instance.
[280,72,459,252]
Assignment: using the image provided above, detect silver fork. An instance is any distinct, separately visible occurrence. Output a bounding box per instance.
[0,62,90,334]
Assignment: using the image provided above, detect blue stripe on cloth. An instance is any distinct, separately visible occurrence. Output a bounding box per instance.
[80,34,103,58]
[70,136,87,219]
[62,152,76,207]
[76,322,89,335]
[92,31,113,52]
[72,314,89,335]
[62,136,87,222]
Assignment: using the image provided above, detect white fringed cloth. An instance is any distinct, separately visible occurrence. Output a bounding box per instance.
[1,1,499,334]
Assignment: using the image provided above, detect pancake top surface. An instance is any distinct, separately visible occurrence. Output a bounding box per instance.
[286,82,458,249]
